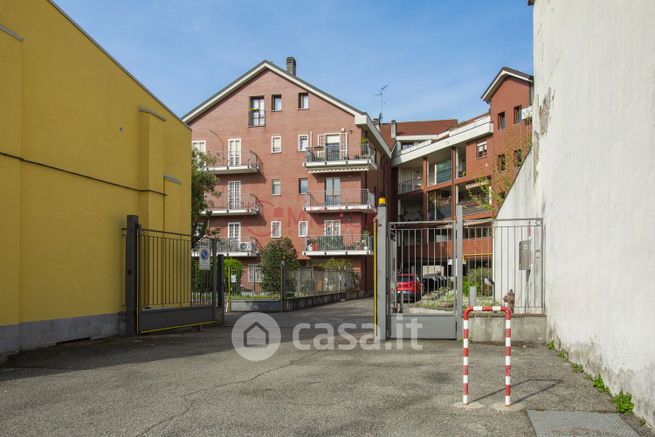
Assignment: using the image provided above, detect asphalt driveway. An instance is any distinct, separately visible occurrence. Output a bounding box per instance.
[0,299,650,436]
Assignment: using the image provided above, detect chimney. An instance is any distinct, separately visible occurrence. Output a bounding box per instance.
[373,117,380,128]
[286,57,296,76]
[391,119,397,139]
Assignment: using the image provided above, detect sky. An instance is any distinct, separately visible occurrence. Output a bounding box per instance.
[55,0,533,123]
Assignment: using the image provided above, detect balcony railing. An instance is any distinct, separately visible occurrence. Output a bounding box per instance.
[248,109,265,127]
[303,234,373,256]
[216,236,259,257]
[304,143,377,167]
[459,199,490,216]
[207,150,261,174]
[304,189,375,212]
[210,193,260,215]
[398,176,423,194]
[429,199,452,220]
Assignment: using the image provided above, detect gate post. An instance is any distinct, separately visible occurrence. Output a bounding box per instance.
[216,253,224,324]
[455,205,464,340]
[124,215,139,335]
[375,198,388,340]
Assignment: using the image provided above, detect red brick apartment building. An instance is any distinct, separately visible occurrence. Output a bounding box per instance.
[183,62,531,291]
[385,67,533,227]
[183,58,393,292]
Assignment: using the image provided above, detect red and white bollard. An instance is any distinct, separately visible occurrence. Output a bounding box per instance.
[463,305,511,406]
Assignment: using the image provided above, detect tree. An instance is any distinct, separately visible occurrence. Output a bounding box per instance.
[191,148,218,245]
[260,237,300,292]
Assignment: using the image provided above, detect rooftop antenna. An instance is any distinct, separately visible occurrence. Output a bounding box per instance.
[374,85,388,121]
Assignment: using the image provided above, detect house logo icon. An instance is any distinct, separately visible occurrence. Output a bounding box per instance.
[231,313,281,361]
[243,321,269,348]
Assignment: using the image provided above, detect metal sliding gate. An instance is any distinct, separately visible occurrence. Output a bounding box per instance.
[124,215,224,334]
[375,204,543,340]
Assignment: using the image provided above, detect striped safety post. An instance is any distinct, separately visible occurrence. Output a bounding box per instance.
[463,305,512,406]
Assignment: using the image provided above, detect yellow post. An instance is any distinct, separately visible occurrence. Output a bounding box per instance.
[227,267,232,312]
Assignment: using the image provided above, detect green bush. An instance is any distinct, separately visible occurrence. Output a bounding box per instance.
[224,258,242,290]
[320,258,353,271]
[466,267,493,295]
[260,237,300,293]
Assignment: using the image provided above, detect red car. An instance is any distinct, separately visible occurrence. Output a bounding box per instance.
[396,274,423,302]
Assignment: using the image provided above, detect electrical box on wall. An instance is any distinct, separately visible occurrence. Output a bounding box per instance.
[519,239,532,270]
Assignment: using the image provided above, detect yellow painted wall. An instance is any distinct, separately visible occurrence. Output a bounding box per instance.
[0,1,191,327]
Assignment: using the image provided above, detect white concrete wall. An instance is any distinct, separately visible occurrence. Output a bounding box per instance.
[500,0,655,426]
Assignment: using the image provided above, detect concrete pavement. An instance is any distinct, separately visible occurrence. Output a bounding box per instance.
[0,299,651,436]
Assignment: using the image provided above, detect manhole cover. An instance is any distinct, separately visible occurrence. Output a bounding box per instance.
[527,410,638,437]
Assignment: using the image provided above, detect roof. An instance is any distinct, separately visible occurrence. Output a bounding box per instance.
[182,60,391,157]
[183,60,365,123]
[481,67,533,103]
[380,119,458,145]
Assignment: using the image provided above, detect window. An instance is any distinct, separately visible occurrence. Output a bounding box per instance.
[271,221,282,238]
[400,142,414,151]
[272,179,281,195]
[248,264,262,283]
[514,149,523,167]
[272,95,282,111]
[228,222,241,242]
[324,220,341,236]
[325,177,341,206]
[192,140,206,154]
[514,105,523,124]
[299,178,308,194]
[498,154,507,172]
[298,221,308,237]
[271,136,282,153]
[227,138,241,166]
[498,111,506,130]
[249,96,265,126]
[476,142,487,159]
[325,134,342,160]
[227,181,241,209]
[298,92,309,109]
[298,134,309,151]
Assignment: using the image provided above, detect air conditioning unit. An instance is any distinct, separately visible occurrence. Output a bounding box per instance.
[240,242,253,252]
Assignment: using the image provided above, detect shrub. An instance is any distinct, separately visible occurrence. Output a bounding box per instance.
[260,237,300,293]
[320,258,354,271]
[223,258,242,290]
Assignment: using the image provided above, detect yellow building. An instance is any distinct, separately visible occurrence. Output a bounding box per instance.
[0,1,191,356]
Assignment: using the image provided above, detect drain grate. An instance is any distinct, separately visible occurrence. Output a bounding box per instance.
[527,410,638,437]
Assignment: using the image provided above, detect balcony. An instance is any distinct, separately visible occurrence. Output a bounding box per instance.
[429,198,453,220]
[216,237,259,257]
[459,199,490,216]
[303,144,377,173]
[209,193,260,216]
[207,150,261,174]
[398,176,423,194]
[304,189,375,213]
[303,234,373,256]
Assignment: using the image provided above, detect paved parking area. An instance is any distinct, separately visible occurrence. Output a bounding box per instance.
[1,299,651,436]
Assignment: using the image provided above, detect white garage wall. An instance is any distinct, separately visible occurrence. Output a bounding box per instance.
[501,0,655,427]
